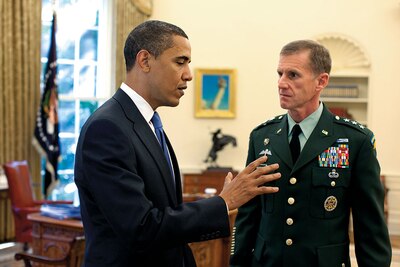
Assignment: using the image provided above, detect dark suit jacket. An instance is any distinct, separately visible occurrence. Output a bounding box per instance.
[75,89,230,267]
[230,105,391,267]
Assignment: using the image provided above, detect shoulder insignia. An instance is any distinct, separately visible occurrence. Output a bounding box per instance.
[371,134,377,150]
[333,115,369,134]
[253,114,285,131]
[333,115,377,151]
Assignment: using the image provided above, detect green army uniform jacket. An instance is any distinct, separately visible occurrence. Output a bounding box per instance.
[230,105,391,267]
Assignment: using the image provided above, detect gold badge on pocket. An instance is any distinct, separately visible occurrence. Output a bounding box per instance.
[324,196,338,211]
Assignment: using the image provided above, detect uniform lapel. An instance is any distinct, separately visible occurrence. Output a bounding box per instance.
[269,116,293,168]
[113,90,178,204]
[292,106,338,173]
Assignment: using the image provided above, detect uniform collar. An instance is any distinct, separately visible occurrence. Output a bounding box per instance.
[287,102,323,140]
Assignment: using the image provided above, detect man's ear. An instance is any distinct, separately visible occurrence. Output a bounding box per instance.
[316,73,329,91]
[136,50,151,72]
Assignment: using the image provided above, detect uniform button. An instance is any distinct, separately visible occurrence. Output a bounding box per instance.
[341,263,345,267]
[288,197,295,205]
[331,181,336,187]
[286,239,293,246]
[289,177,297,184]
[286,218,294,225]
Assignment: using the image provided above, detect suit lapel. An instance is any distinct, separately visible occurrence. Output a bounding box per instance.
[165,135,183,203]
[292,107,338,173]
[113,90,178,204]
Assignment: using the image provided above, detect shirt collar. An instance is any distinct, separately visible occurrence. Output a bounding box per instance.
[287,102,323,140]
[120,82,154,124]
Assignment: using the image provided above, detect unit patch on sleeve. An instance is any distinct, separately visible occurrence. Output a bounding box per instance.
[371,134,376,150]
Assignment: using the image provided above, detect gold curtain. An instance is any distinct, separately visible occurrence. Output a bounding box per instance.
[0,0,43,198]
[0,0,152,198]
[115,0,152,89]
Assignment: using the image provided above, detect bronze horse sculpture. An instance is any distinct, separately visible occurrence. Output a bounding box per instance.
[204,129,237,167]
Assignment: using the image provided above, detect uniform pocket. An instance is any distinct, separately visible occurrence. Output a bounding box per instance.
[317,242,350,267]
[309,167,351,218]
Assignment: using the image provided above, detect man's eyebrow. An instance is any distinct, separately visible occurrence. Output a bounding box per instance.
[177,55,191,62]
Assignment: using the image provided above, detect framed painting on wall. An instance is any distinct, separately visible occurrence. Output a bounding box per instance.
[194,68,236,118]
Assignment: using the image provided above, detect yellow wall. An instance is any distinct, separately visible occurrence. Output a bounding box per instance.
[150,0,400,176]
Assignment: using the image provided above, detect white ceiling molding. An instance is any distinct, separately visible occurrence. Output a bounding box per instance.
[132,0,153,16]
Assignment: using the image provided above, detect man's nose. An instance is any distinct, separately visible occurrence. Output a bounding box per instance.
[278,75,287,88]
[183,67,193,81]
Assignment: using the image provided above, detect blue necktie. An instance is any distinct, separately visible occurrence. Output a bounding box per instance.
[151,112,175,183]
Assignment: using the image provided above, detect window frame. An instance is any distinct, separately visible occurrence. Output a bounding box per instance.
[40,0,115,185]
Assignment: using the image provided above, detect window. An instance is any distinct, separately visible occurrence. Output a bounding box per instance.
[41,0,113,199]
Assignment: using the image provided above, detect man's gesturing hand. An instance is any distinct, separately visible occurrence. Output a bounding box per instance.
[219,156,280,211]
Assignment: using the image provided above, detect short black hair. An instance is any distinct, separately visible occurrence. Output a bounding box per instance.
[124,20,189,72]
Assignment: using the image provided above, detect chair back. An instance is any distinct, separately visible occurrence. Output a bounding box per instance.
[3,160,73,245]
[14,236,86,267]
[67,236,86,267]
[3,160,36,208]
[3,160,39,244]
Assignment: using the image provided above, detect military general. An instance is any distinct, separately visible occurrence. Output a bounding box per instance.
[230,40,392,267]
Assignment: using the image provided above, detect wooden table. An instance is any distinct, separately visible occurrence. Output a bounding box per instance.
[183,193,236,267]
[28,213,84,267]
[183,169,238,195]
[187,208,236,267]
[182,169,239,267]
[28,196,236,267]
